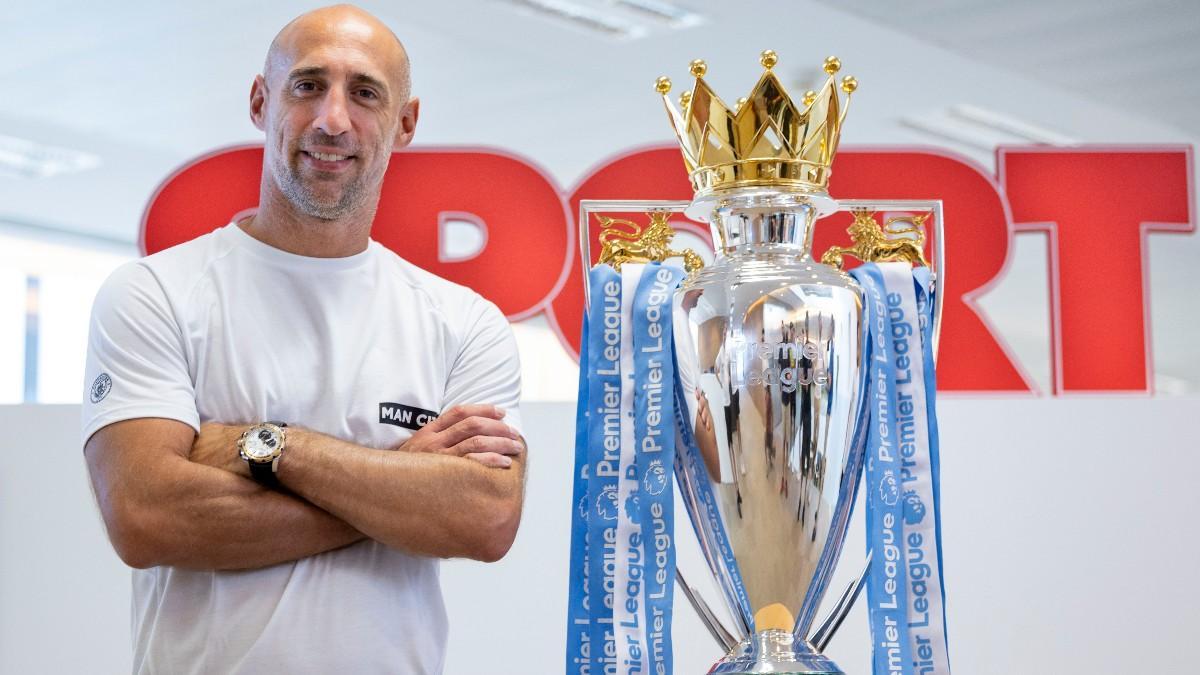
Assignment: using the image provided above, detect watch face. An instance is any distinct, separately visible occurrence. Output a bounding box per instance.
[243,427,279,460]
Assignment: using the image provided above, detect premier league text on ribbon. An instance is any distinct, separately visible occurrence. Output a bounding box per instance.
[880,264,950,674]
[569,263,681,675]
[854,262,951,675]
[632,265,681,675]
[856,267,914,675]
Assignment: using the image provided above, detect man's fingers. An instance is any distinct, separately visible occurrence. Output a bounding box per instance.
[438,416,520,447]
[426,404,505,432]
[463,452,513,469]
[450,436,523,458]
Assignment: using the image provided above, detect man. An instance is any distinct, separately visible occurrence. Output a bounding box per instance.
[81,6,525,674]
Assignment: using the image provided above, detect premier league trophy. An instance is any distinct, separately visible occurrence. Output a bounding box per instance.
[567,50,948,675]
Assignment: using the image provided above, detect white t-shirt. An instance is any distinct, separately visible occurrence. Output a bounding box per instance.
[81,223,522,675]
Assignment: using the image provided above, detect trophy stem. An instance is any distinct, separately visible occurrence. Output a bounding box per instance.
[709,630,843,675]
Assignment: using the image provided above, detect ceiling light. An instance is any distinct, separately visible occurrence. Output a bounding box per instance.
[948,104,1079,145]
[612,0,704,28]
[0,134,101,179]
[504,0,647,39]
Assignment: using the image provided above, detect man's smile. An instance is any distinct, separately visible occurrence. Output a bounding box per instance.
[301,149,355,171]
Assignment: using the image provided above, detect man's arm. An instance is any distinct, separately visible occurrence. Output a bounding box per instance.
[191,405,527,563]
[281,405,526,562]
[84,417,364,570]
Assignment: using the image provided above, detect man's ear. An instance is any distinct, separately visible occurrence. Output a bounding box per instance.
[393,96,420,150]
[249,75,268,132]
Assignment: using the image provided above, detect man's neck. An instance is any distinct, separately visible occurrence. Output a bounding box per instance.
[240,190,375,259]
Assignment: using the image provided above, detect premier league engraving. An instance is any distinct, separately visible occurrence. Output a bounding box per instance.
[566,51,950,675]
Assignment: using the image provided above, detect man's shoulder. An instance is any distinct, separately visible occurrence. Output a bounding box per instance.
[96,228,228,307]
[371,244,500,323]
[107,226,236,301]
[142,225,234,274]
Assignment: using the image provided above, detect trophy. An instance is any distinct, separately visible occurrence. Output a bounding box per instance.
[575,51,944,674]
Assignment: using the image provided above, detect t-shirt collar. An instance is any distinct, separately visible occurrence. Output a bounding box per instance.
[224,221,375,271]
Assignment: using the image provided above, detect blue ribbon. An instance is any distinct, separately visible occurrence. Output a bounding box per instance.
[585,266,623,672]
[632,264,682,674]
[914,268,951,669]
[565,301,593,673]
[568,263,690,674]
[851,264,915,674]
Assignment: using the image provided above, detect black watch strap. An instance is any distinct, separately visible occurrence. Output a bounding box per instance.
[248,421,287,488]
[249,460,279,487]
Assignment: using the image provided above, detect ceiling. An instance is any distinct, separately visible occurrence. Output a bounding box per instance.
[0,0,1196,244]
[825,0,1200,136]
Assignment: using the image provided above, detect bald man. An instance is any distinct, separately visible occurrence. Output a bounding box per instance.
[81,6,525,673]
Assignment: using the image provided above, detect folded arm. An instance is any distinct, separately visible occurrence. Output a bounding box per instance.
[283,430,524,562]
[192,405,527,563]
[84,417,364,570]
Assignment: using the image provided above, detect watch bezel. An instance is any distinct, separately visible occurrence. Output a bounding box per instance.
[237,422,287,465]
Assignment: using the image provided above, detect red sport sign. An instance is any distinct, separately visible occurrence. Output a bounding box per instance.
[141,144,1194,394]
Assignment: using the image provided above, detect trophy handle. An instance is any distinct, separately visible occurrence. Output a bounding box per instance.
[807,553,871,651]
[676,567,737,652]
[820,200,946,359]
[578,199,694,311]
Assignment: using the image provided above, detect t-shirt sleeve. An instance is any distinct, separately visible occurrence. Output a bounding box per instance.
[80,262,200,446]
[440,294,523,435]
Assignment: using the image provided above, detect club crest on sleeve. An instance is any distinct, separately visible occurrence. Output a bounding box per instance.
[89,373,112,403]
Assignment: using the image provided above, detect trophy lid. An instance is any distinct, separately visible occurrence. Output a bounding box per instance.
[656,51,857,221]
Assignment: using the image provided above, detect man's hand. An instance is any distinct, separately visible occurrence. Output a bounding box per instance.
[400,404,524,468]
[190,422,251,477]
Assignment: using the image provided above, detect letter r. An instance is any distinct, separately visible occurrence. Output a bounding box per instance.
[1000,147,1194,392]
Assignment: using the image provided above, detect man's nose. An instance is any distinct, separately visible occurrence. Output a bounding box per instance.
[312,87,352,136]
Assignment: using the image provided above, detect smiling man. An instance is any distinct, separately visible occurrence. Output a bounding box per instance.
[80,6,525,674]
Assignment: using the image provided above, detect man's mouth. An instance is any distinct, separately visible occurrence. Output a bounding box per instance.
[306,151,351,162]
[301,150,355,171]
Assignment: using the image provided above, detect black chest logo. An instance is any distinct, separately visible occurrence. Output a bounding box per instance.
[379,402,439,430]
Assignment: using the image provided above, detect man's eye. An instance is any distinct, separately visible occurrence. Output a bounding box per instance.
[294,81,317,92]
[357,89,378,100]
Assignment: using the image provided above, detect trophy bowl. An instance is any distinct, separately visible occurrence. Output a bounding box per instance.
[671,189,867,674]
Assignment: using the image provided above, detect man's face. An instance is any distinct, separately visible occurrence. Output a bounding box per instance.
[254,15,416,220]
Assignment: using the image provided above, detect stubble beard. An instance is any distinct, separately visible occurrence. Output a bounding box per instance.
[271,149,371,221]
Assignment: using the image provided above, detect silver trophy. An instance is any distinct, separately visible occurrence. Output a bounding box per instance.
[581,51,943,674]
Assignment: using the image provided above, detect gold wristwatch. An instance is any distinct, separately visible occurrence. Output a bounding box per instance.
[237,422,287,487]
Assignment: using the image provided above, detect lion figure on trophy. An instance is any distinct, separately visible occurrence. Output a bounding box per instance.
[596,212,703,273]
[821,210,930,269]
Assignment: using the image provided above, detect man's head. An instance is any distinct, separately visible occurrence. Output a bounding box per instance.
[250,4,419,221]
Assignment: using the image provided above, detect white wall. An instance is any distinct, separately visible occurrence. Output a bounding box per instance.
[3,399,1196,674]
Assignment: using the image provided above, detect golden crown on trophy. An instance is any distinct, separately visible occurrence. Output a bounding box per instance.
[656,50,857,200]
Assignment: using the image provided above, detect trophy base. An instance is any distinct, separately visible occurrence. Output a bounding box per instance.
[708,630,843,675]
